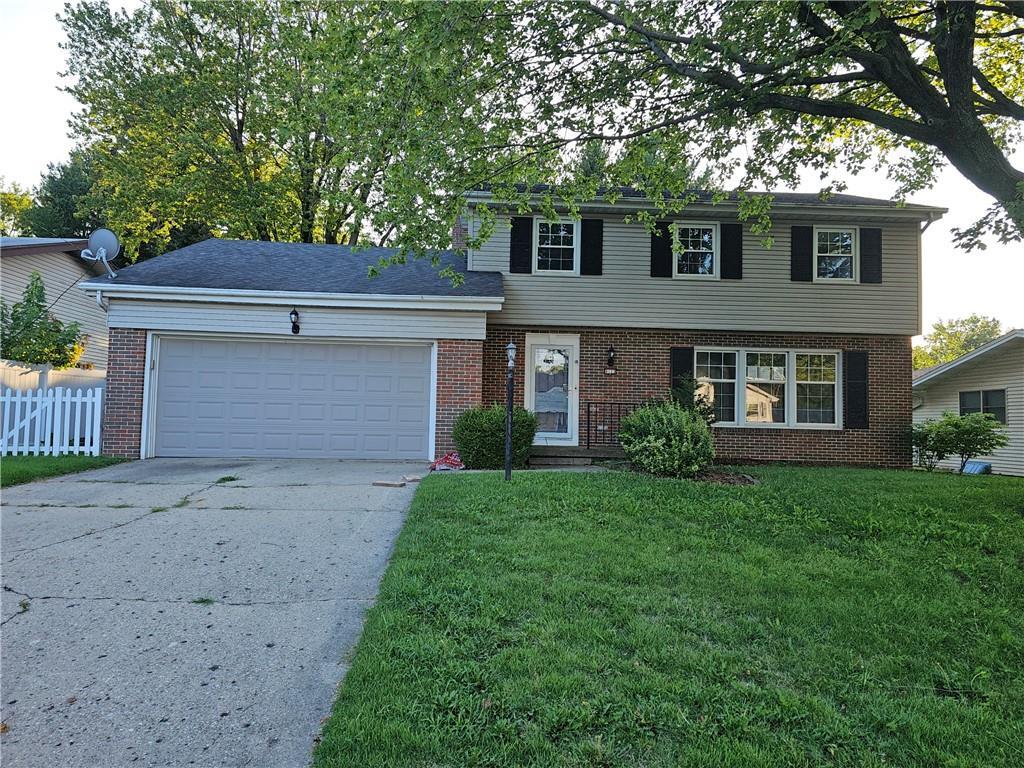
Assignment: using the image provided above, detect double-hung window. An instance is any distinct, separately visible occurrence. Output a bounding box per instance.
[744,352,787,424]
[813,226,857,282]
[693,348,842,428]
[959,389,1007,423]
[674,222,719,279]
[534,219,579,274]
[795,354,838,424]
[695,350,736,423]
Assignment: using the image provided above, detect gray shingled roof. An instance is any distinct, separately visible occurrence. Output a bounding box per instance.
[84,239,503,298]
[470,184,946,213]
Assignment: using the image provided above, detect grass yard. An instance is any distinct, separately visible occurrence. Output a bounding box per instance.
[315,466,1024,768]
[0,454,124,487]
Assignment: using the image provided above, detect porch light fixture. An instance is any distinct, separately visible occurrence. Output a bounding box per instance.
[289,307,300,335]
[605,345,617,374]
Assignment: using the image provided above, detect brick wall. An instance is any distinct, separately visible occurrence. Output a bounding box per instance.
[482,326,912,468]
[102,327,147,458]
[435,339,484,456]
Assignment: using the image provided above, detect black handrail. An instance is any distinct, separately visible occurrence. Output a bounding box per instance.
[585,401,641,448]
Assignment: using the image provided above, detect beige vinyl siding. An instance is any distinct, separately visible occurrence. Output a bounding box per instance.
[0,251,108,368]
[105,299,488,340]
[913,338,1024,476]
[469,214,922,335]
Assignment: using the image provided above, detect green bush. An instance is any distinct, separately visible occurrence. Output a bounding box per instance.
[619,400,715,478]
[919,411,1009,473]
[452,404,538,469]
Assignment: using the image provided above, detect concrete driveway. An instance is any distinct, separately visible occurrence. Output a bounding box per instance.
[1,458,426,768]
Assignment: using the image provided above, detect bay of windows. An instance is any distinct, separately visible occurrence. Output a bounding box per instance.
[694,348,841,427]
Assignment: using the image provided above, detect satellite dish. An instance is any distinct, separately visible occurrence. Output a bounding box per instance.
[81,228,120,278]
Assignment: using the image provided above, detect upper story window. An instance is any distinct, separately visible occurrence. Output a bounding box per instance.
[534,219,580,274]
[674,222,719,279]
[814,227,858,282]
[959,389,1007,424]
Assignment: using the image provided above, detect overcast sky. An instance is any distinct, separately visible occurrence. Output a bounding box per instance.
[2,0,1022,337]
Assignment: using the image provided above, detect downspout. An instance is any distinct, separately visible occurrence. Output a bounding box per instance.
[95,289,109,312]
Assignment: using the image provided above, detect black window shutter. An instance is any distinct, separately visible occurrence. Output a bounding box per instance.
[791,226,813,282]
[859,227,882,283]
[581,219,603,275]
[843,350,869,429]
[509,216,532,274]
[670,347,695,391]
[650,222,673,277]
[720,222,743,279]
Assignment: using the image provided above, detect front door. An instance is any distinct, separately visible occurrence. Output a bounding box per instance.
[524,333,579,445]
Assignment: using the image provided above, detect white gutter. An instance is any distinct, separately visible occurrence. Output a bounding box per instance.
[79,281,504,312]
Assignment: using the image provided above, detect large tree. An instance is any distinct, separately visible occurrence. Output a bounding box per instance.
[60,0,495,261]
[912,314,1004,369]
[445,0,1023,244]
[0,178,32,236]
[18,149,106,238]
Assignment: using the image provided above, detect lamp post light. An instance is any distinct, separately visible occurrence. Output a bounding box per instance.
[504,341,516,481]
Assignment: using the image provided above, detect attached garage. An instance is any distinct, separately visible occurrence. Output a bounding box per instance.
[84,240,502,460]
[152,337,432,459]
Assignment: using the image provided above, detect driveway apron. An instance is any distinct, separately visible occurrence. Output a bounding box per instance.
[1,458,423,768]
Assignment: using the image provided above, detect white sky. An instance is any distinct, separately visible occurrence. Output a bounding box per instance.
[2,0,1022,337]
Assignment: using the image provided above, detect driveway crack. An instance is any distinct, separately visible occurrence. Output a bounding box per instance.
[5,481,222,562]
[2,586,375,609]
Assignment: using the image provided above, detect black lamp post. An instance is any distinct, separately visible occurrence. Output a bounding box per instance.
[504,341,516,481]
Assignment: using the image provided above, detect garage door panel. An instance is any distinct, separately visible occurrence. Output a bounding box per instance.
[154,338,431,459]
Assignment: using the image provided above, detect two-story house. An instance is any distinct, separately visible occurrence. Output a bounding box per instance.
[85,190,944,466]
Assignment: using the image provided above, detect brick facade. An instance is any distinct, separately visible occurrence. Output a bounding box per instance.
[102,327,147,458]
[483,326,912,468]
[435,339,484,457]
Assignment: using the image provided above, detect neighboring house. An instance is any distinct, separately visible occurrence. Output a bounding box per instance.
[913,329,1023,476]
[1,236,109,369]
[83,189,945,465]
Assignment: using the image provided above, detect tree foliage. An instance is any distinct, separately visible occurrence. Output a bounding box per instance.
[0,273,85,368]
[912,314,1003,369]
[60,1,1024,265]
[0,178,32,236]
[18,148,106,238]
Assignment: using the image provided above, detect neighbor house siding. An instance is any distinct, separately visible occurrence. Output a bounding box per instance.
[469,214,921,336]
[1,251,108,367]
[913,338,1024,476]
[105,299,489,341]
[482,326,912,468]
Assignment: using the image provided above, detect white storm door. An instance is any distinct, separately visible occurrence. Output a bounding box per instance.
[524,333,579,445]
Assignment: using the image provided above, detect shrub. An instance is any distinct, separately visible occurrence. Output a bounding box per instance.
[452,404,538,470]
[669,375,716,425]
[923,411,1009,473]
[618,400,715,478]
[910,422,941,471]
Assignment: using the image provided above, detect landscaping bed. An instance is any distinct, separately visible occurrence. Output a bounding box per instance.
[315,466,1023,767]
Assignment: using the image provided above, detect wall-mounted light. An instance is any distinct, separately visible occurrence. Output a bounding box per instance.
[289,307,300,335]
[605,345,617,375]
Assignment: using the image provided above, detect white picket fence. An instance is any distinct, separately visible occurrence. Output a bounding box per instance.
[1,387,103,456]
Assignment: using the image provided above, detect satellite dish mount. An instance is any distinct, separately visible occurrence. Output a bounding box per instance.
[81,228,120,279]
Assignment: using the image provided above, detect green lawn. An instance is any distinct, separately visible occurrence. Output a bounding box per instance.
[315,466,1024,768]
[0,454,125,487]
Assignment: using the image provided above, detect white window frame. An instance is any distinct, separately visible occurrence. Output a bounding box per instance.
[742,350,789,426]
[532,217,580,276]
[673,221,721,281]
[812,225,859,283]
[793,352,841,426]
[695,349,738,425]
[693,347,843,430]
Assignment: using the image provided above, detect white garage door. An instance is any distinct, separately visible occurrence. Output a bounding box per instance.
[153,337,432,459]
